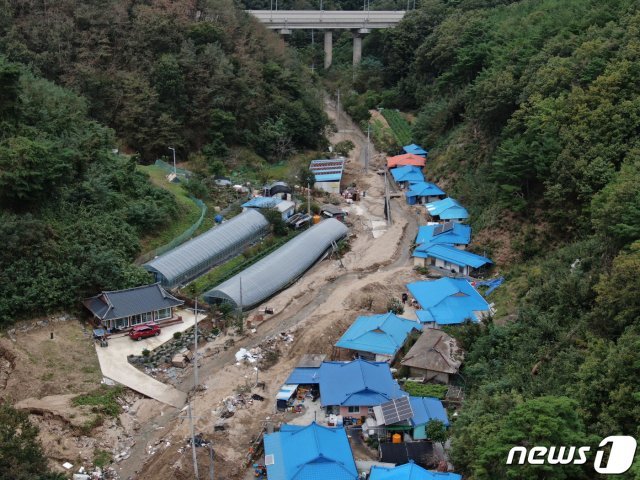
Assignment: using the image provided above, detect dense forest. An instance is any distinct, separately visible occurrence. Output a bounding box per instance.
[0,0,327,324]
[329,0,640,477]
[0,0,327,162]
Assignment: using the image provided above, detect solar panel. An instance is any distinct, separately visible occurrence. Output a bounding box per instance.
[441,221,454,233]
[265,454,275,466]
[380,396,414,425]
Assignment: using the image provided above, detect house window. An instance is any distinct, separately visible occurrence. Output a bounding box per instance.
[115,317,128,329]
[347,406,360,413]
[156,308,172,320]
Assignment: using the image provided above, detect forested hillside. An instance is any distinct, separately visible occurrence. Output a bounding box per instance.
[0,0,327,162]
[0,0,328,325]
[332,0,640,477]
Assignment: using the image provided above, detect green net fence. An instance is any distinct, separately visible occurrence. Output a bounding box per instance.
[137,196,207,265]
[154,159,192,178]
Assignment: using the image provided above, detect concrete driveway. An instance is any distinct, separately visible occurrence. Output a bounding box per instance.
[95,309,202,408]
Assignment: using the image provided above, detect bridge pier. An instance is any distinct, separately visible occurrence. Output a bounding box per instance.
[324,31,333,69]
[352,33,362,66]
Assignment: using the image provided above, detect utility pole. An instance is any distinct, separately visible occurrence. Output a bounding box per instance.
[307,183,311,217]
[238,277,243,333]
[188,402,199,480]
[311,29,315,72]
[336,89,341,130]
[194,297,199,391]
[168,147,177,175]
[365,123,370,172]
[384,168,392,226]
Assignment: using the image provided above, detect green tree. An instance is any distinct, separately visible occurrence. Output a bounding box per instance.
[0,403,65,480]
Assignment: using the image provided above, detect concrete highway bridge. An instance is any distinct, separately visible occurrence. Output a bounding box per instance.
[247,10,406,68]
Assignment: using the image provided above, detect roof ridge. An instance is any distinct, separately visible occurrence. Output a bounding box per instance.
[101,282,163,295]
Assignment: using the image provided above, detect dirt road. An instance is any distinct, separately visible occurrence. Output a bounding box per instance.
[124,94,422,480]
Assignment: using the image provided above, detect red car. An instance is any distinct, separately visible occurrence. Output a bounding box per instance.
[128,323,161,341]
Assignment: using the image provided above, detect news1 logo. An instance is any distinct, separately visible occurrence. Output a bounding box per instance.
[506,436,637,474]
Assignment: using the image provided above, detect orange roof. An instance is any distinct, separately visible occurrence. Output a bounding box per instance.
[387,153,426,168]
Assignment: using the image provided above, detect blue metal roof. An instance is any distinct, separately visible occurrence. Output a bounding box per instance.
[415,223,471,247]
[319,359,405,407]
[335,312,419,356]
[409,396,449,427]
[370,461,461,480]
[315,173,343,182]
[425,198,469,220]
[407,278,489,325]
[414,244,492,269]
[405,182,445,198]
[403,144,428,156]
[390,165,425,183]
[285,367,321,384]
[415,310,435,323]
[242,196,282,208]
[263,422,358,480]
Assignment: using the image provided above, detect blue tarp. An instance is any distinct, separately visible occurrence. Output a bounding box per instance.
[285,367,321,384]
[425,198,469,220]
[391,165,425,184]
[335,312,419,356]
[407,278,490,325]
[413,244,492,269]
[415,223,471,247]
[242,197,282,208]
[403,144,428,156]
[475,276,505,295]
[319,359,405,407]
[264,423,358,480]
[370,461,461,480]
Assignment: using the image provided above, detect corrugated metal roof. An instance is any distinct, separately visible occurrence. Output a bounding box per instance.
[390,165,424,183]
[286,367,321,384]
[409,396,449,427]
[319,359,404,407]
[415,244,492,269]
[335,312,419,356]
[387,153,426,168]
[315,173,342,182]
[83,283,183,321]
[144,209,269,287]
[203,219,348,310]
[415,223,471,246]
[405,182,445,198]
[425,198,469,220]
[242,196,282,208]
[403,144,428,156]
[263,423,357,480]
[407,279,489,325]
[370,461,461,480]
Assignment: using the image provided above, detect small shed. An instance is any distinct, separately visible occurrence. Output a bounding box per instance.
[320,204,347,220]
[263,181,292,199]
[310,158,345,194]
[401,330,462,383]
[276,384,299,411]
[405,182,446,205]
[413,244,492,276]
[425,198,468,223]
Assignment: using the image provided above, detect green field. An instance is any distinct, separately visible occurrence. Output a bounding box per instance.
[137,165,205,252]
[382,109,413,146]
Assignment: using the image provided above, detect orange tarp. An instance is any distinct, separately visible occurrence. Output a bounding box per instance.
[387,153,426,168]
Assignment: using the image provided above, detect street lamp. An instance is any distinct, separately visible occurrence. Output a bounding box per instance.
[168,146,176,175]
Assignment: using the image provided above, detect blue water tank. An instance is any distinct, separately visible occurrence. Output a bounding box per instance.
[214,214,224,224]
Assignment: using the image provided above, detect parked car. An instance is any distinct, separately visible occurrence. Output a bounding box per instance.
[128,323,161,341]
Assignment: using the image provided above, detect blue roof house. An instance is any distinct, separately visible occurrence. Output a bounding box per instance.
[409,396,449,440]
[413,244,492,277]
[319,359,405,417]
[242,196,296,220]
[425,198,468,223]
[310,158,345,194]
[335,312,420,362]
[407,278,490,326]
[391,165,425,187]
[370,461,462,480]
[415,223,471,248]
[405,182,446,205]
[403,144,429,157]
[263,422,358,480]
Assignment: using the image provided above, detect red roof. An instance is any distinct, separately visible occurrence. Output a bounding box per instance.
[387,153,426,168]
